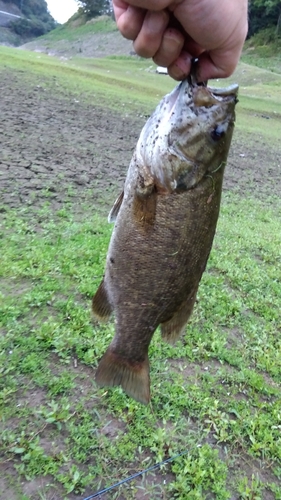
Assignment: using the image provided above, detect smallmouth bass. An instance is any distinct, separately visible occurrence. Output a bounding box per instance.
[92,76,238,404]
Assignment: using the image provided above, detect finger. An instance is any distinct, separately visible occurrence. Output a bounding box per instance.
[133,10,170,58]
[112,0,129,22]
[183,36,204,59]
[115,0,181,11]
[167,50,193,81]
[196,47,241,81]
[114,4,147,40]
[153,28,184,68]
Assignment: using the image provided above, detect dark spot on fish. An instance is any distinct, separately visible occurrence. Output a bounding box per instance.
[211,125,226,141]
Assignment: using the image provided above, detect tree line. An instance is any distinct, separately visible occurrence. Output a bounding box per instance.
[77,0,281,37]
[2,0,56,37]
[249,0,281,36]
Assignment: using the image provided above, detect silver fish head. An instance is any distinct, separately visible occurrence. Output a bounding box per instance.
[136,80,239,192]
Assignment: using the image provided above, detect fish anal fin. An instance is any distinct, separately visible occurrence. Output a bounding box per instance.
[160,292,198,344]
[92,279,112,321]
[108,191,124,223]
[95,348,150,405]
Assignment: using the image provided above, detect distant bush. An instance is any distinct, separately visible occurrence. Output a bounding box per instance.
[248,0,281,38]
[10,17,52,37]
[76,0,113,19]
[249,27,281,45]
[6,0,56,38]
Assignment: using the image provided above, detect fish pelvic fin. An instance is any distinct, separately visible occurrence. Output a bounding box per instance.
[108,191,124,223]
[92,279,113,321]
[160,293,197,344]
[95,348,150,405]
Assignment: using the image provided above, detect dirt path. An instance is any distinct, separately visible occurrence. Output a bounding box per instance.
[0,69,280,215]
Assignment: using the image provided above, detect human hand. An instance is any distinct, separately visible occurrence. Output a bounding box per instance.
[112,0,248,81]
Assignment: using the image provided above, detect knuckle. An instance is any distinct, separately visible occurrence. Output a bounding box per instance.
[118,18,139,40]
[133,41,155,58]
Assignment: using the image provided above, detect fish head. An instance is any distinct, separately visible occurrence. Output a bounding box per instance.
[136,79,239,192]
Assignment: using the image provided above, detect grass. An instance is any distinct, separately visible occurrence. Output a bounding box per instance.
[0,46,281,144]
[0,194,280,499]
[242,28,281,75]
[0,43,281,499]
[39,16,118,43]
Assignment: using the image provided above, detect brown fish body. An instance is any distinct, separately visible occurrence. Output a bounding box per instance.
[93,79,238,404]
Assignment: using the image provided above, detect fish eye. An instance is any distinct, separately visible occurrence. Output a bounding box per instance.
[211,125,226,141]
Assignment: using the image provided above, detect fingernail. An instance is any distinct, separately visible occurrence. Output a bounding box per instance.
[164,28,181,41]
[163,29,183,51]
[170,64,186,80]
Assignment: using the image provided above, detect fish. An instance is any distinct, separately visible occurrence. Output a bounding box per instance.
[92,74,238,404]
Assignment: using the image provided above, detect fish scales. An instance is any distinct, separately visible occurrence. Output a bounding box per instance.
[92,76,238,404]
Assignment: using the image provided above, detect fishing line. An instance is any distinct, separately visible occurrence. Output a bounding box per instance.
[82,448,194,500]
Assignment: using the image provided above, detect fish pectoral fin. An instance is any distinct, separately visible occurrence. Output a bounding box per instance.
[133,189,157,228]
[92,279,113,321]
[95,348,150,405]
[160,291,198,344]
[108,191,124,223]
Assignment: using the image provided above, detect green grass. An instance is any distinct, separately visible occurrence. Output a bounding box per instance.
[0,46,281,143]
[1,193,280,499]
[242,28,281,74]
[0,46,175,114]
[39,16,117,43]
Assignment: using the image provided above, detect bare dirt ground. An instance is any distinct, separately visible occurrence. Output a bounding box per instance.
[0,69,140,214]
[1,69,280,215]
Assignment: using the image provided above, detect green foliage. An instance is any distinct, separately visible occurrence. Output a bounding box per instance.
[242,26,281,73]
[170,445,229,499]
[76,0,112,18]
[8,0,56,38]
[249,0,281,36]
[11,18,47,37]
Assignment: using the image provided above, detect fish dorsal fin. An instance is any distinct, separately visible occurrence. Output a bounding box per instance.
[108,191,124,223]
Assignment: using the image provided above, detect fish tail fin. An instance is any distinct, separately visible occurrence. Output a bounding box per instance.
[95,348,150,405]
[92,279,113,321]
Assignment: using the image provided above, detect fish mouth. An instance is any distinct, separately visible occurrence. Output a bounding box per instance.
[174,79,238,112]
[210,83,239,98]
[185,58,239,101]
